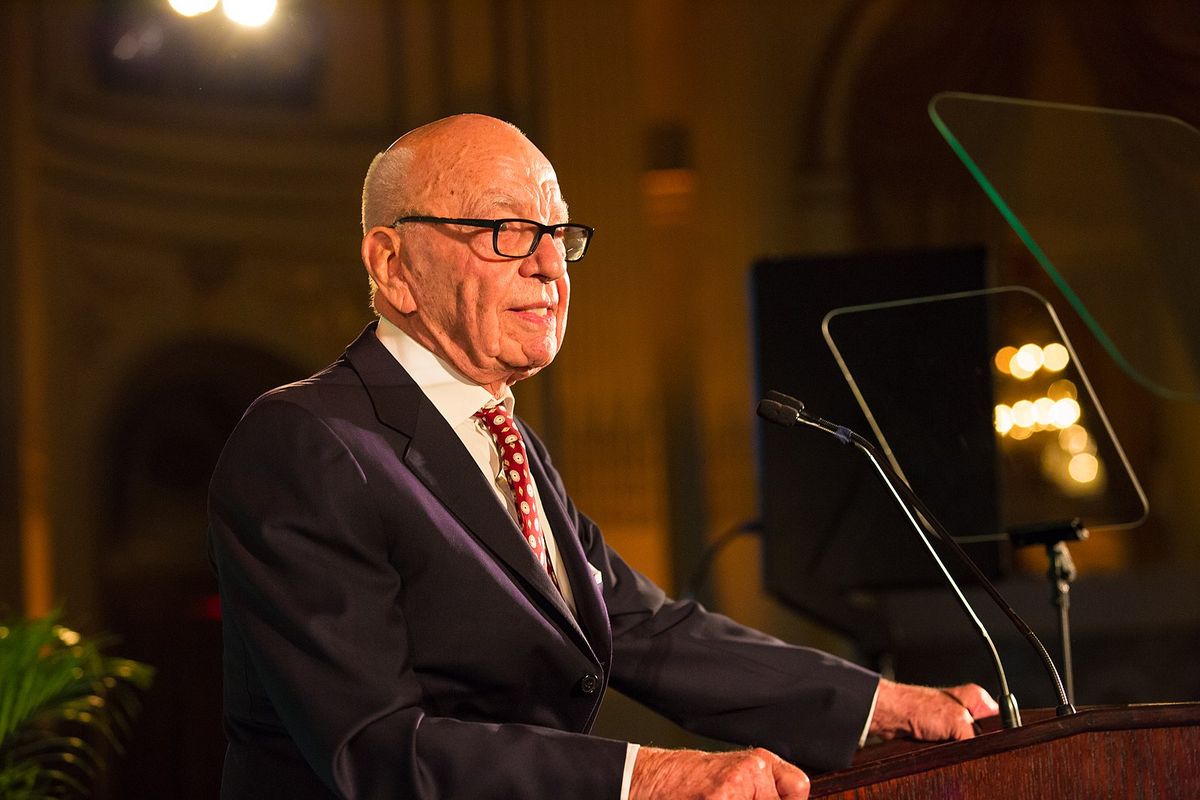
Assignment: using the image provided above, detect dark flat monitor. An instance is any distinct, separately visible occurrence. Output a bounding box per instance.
[750,247,999,651]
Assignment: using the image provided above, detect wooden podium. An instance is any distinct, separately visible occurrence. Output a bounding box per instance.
[811,703,1200,798]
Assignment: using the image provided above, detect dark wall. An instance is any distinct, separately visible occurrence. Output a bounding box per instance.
[0,5,24,615]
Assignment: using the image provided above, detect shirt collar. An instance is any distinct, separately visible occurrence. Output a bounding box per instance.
[375,315,514,427]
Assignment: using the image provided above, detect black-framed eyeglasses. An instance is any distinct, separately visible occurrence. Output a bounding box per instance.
[393,216,594,262]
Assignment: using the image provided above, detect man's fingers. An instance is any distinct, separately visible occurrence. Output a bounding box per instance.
[630,746,809,800]
[946,683,1000,720]
[940,684,997,739]
[748,747,810,800]
[871,679,1004,742]
[951,705,977,740]
[771,758,811,799]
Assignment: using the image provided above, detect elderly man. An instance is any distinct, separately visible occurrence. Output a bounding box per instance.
[208,114,997,800]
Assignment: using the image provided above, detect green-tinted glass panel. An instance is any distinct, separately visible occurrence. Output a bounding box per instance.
[930,93,1200,401]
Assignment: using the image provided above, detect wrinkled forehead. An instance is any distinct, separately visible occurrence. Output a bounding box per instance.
[460,169,567,220]
[417,135,569,220]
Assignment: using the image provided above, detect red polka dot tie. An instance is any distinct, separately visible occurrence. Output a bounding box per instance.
[474,405,561,589]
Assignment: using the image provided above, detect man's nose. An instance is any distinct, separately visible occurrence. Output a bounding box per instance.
[522,232,567,282]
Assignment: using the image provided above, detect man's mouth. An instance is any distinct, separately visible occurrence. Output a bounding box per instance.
[510,303,555,317]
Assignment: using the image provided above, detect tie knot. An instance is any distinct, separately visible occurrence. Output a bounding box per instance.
[474,404,515,435]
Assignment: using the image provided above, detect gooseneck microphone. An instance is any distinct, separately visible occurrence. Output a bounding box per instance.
[759,390,1078,726]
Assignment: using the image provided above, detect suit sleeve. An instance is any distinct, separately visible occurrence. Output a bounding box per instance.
[209,397,627,800]
[523,427,881,774]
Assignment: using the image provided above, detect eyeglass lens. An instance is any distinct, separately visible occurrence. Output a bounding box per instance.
[496,221,589,261]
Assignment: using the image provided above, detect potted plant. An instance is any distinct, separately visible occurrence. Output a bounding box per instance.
[0,609,154,799]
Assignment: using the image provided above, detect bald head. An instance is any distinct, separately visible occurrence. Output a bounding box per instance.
[361,114,549,234]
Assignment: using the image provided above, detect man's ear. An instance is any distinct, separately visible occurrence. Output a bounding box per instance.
[361,227,417,314]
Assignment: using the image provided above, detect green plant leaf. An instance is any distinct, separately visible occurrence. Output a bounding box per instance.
[0,609,154,798]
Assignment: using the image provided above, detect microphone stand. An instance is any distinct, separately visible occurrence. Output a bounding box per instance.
[760,392,1078,725]
[1008,518,1088,707]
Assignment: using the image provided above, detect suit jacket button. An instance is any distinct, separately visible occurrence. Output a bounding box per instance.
[579,674,600,696]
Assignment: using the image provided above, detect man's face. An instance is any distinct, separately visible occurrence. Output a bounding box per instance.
[397,126,572,392]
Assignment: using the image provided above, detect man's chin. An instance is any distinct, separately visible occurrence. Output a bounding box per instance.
[502,361,548,383]
[498,350,557,382]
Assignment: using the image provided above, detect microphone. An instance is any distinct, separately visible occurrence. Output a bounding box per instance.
[762,390,852,444]
[759,391,1076,726]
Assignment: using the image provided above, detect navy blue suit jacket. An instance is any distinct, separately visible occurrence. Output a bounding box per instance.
[208,323,879,799]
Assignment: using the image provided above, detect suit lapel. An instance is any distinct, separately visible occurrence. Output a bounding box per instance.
[522,433,613,669]
[342,324,592,656]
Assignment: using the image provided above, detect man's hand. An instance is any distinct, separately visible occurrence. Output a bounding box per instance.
[869,678,1000,741]
[630,746,810,800]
